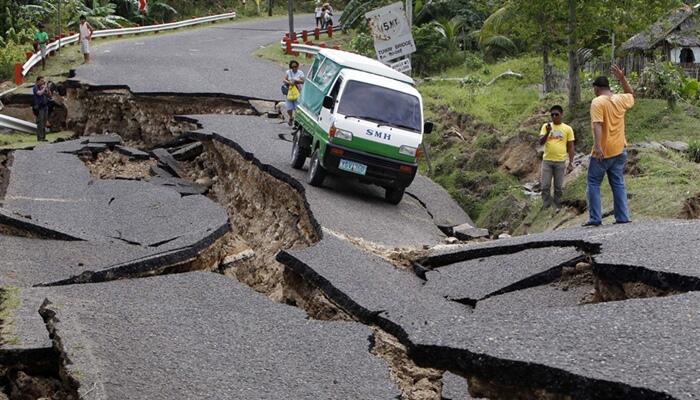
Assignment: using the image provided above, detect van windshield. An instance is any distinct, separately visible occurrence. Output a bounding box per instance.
[337,80,421,133]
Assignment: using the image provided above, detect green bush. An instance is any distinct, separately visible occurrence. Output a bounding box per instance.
[638,60,685,108]
[689,140,700,163]
[349,32,375,58]
[463,51,484,70]
[0,39,28,81]
[412,22,463,75]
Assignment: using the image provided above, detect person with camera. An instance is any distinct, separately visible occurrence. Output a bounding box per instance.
[538,105,575,210]
[33,76,52,142]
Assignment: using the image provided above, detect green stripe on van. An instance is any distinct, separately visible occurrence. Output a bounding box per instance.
[295,106,415,164]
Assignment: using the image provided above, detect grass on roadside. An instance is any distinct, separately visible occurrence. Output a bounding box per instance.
[0,286,21,346]
[0,131,74,150]
[253,31,353,67]
[516,148,700,233]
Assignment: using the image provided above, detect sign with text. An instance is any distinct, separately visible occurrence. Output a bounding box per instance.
[365,2,416,62]
[389,57,411,73]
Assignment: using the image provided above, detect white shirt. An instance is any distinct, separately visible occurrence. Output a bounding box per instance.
[79,22,91,40]
[314,6,322,17]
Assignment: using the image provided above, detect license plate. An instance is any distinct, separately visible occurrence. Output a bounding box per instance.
[338,159,367,176]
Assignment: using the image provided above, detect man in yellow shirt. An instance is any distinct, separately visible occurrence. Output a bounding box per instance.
[583,65,634,226]
[539,105,575,210]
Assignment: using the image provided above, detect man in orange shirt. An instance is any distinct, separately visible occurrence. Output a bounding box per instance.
[583,65,634,226]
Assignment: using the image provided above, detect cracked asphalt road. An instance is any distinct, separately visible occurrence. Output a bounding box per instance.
[75,16,313,100]
[189,114,471,246]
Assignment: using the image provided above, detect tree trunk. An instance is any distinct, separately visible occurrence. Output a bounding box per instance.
[543,44,552,93]
[567,0,580,111]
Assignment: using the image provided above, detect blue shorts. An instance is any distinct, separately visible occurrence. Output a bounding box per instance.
[285,100,298,110]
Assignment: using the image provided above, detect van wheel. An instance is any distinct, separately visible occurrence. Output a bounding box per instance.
[307,149,326,187]
[291,130,310,169]
[385,187,405,205]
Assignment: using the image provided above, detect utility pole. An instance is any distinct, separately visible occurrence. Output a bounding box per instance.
[268,0,273,17]
[287,0,294,40]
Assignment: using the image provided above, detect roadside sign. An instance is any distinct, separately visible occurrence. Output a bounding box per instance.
[389,58,411,73]
[365,2,416,62]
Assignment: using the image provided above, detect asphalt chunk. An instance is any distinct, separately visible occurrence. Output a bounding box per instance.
[25,272,400,399]
[423,247,583,304]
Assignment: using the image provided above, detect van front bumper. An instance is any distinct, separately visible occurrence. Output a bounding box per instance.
[322,143,417,188]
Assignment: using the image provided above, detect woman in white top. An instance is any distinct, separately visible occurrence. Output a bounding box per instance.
[314,3,323,28]
[283,60,305,126]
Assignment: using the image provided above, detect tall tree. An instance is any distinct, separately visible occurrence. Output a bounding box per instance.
[566,0,579,110]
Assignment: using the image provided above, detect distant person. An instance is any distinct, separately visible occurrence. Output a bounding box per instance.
[583,65,634,227]
[34,23,49,70]
[314,2,323,28]
[79,15,94,64]
[32,76,51,142]
[283,60,305,127]
[538,105,575,210]
[323,4,334,29]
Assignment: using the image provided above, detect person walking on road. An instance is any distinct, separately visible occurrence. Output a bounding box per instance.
[314,2,323,28]
[583,65,635,227]
[32,76,51,142]
[34,23,49,70]
[79,15,94,64]
[283,60,305,127]
[538,105,575,210]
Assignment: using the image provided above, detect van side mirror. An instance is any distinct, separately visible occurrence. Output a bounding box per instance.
[322,95,334,109]
[423,121,434,134]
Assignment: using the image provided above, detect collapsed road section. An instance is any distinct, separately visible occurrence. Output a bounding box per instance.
[2,86,699,399]
[278,221,700,399]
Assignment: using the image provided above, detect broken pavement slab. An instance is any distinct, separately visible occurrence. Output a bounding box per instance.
[150,147,186,178]
[21,272,400,399]
[249,99,279,117]
[0,287,53,365]
[170,141,203,161]
[423,247,583,305]
[451,222,489,240]
[3,149,228,246]
[115,144,150,160]
[278,235,700,399]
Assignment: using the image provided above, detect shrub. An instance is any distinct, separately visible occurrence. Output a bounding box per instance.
[412,22,463,75]
[638,60,685,108]
[689,140,700,163]
[349,32,375,58]
[0,39,28,81]
[463,51,484,70]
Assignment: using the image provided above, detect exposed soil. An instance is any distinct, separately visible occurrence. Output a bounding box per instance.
[680,192,700,219]
[190,141,321,302]
[62,87,254,147]
[371,329,444,400]
[84,150,156,180]
[466,374,573,400]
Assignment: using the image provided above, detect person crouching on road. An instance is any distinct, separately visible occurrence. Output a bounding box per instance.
[34,23,49,70]
[33,76,51,142]
[583,65,635,227]
[539,105,575,210]
[79,15,94,64]
[283,60,305,127]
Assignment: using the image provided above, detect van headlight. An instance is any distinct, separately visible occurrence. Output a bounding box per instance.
[335,128,353,141]
[399,145,417,156]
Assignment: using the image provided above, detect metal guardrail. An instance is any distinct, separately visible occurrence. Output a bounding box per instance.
[22,12,237,77]
[0,114,37,134]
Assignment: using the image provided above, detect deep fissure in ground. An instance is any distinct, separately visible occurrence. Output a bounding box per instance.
[0,87,693,399]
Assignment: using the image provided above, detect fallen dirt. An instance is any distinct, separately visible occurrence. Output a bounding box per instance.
[63,87,254,147]
[324,228,431,270]
[552,261,596,304]
[466,374,574,400]
[84,150,156,180]
[371,329,444,400]
[592,277,682,303]
[191,141,320,303]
